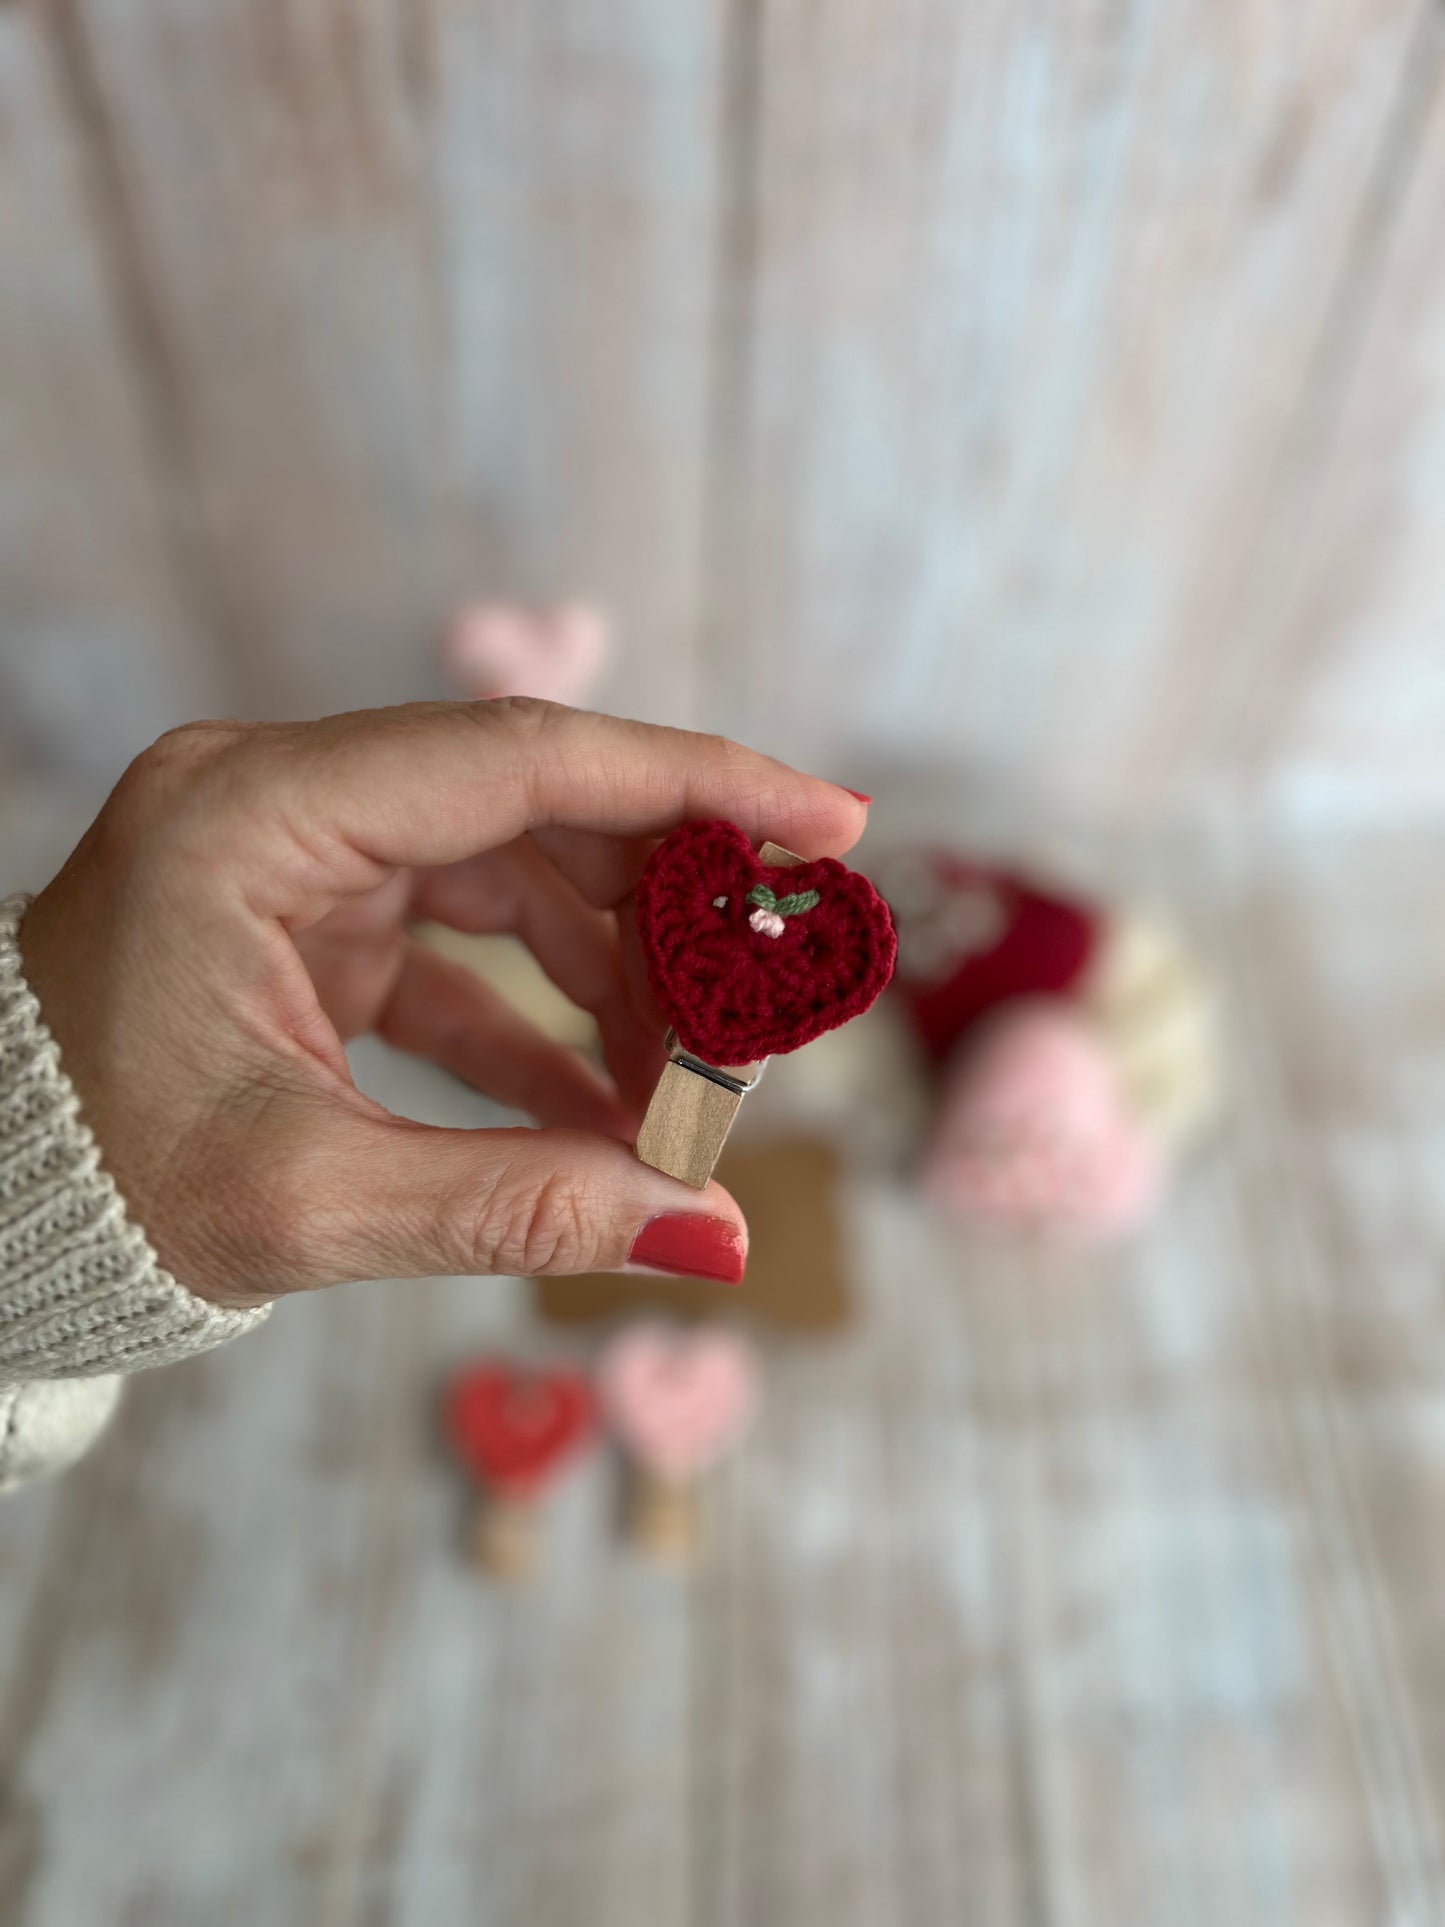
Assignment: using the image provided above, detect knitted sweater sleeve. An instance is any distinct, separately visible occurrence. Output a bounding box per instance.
[0,892,270,1485]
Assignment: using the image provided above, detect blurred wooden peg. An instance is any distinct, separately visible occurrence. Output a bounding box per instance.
[470,1490,538,1581]
[628,1471,700,1563]
[598,1323,760,1565]
[441,1362,596,1583]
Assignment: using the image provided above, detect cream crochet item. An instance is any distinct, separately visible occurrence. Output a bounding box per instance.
[0,892,269,1484]
[0,1377,124,1494]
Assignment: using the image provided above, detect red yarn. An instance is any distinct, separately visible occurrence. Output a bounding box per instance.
[635,820,897,1064]
[884,851,1100,1062]
[443,1364,595,1498]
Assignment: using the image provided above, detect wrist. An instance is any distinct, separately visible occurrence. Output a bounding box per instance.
[0,893,271,1378]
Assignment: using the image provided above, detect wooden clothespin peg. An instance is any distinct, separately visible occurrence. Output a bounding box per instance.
[442,1362,596,1581]
[598,1323,759,1563]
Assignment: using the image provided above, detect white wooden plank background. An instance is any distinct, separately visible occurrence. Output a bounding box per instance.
[3,0,1445,815]
[1254,13,1445,815]
[0,4,237,777]
[15,0,726,738]
[715,0,1431,801]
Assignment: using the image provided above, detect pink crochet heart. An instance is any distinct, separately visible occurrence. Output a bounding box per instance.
[923,1000,1161,1240]
[443,600,611,705]
[599,1325,758,1483]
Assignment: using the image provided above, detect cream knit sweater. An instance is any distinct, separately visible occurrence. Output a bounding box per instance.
[0,893,269,1490]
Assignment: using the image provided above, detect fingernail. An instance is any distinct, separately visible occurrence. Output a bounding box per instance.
[628,1214,747,1284]
[843,788,872,805]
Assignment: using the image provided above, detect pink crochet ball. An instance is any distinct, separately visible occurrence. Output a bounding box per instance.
[923,1000,1162,1240]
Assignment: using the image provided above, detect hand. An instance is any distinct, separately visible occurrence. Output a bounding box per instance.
[17,701,866,1305]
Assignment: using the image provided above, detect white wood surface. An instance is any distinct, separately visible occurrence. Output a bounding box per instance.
[4,2,1445,814]
[714,0,1430,801]
[2,826,1445,1921]
[1258,12,1445,814]
[21,0,725,734]
[0,5,237,778]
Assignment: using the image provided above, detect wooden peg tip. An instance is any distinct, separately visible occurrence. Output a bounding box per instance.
[469,1493,536,1581]
[629,1471,700,1563]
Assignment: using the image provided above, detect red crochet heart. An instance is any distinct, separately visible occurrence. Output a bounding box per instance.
[635,820,897,1064]
[878,849,1101,1063]
[443,1364,595,1498]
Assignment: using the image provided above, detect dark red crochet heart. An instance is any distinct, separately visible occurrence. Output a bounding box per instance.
[443,1364,595,1498]
[882,850,1101,1063]
[635,820,897,1064]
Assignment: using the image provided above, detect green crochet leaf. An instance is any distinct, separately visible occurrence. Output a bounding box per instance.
[746,883,821,918]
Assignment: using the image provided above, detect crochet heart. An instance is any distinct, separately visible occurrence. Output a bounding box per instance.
[598,1324,758,1483]
[635,820,897,1064]
[922,1001,1161,1240]
[442,600,611,705]
[876,848,1101,1064]
[443,1363,596,1498]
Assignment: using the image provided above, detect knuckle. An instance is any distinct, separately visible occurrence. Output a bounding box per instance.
[467,693,559,740]
[131,720,239,788]
[109,722,247,836]
[695,730,792,820]
[463,695,578,820]
[697,728,756,787]
[466,1153,600,1276]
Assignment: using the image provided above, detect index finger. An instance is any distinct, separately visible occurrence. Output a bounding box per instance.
[239,700,869,905]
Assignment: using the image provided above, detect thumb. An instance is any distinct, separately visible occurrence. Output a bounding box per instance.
[299,1113,748,1289]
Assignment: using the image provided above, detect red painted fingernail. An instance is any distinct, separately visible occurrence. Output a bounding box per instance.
[628,1214,747,1284]
[843,788,872,805]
